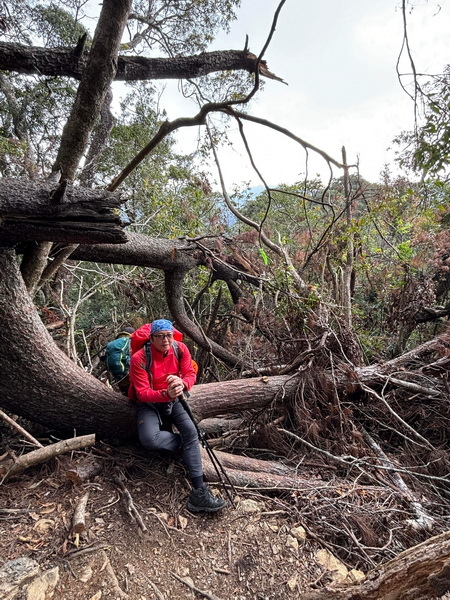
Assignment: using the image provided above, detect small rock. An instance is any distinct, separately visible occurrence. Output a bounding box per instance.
[0,557,40,597]
[178,515,188,530]
[290,526,307,543]
[78,566,93,583]
[238,499,262,513]
[88,592,102,600]
[347,568,365,583]
[286,535,299,553]
[315,549,348,582]
[157,512,168,522]
[26,566,59,600]
[287,576,298,591]
[178,567,190,577]
[33,519,55,536]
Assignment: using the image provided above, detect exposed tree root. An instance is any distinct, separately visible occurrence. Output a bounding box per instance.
[302,530,450,600]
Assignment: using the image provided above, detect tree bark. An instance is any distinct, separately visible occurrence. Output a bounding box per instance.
[0,178,125,244]
[53,0,132,179]
[71,232,202,271]
[0,43,263,82]
[302,530,450,600]
[20,241,53,296]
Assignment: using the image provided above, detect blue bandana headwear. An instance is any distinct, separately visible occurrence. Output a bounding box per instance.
[151,319,174,334]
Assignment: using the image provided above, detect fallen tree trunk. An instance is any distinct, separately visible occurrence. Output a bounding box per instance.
[201,447,300,477]
[188,375,300,420]
[197,417,244,435]
[302,530,450,600]
[0,247,448,443]
[201,447,324,490]
[0,178,125,244]
[202,460,316,490]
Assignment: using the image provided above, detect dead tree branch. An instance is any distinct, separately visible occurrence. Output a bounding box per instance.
[0,434,96,480]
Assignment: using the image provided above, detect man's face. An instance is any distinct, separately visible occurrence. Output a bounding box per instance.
[151,330,173,353]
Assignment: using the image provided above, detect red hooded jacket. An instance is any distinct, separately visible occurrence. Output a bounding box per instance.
[128,341,196,403]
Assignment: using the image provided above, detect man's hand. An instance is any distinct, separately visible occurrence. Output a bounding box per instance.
[166,375,184,399]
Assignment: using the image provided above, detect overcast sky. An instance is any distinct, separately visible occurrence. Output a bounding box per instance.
[156,0,450,187]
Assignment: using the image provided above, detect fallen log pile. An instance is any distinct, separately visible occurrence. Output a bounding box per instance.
[0,330,448,589]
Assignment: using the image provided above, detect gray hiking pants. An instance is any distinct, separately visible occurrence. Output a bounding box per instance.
[137,400,203,479]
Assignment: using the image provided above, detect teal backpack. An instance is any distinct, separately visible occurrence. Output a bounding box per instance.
[105,331,133,381]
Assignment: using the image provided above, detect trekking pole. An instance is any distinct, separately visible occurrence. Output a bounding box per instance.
[178,396,236,507]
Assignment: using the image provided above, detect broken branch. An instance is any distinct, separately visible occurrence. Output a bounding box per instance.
[0,433,96,480]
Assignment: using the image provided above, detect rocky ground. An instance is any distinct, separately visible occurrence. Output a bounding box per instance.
[0,435,371,600]
[1,428,450,600]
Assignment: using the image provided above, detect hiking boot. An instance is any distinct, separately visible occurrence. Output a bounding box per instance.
[187,485,226,513]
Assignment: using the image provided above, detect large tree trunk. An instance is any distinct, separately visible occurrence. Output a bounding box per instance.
[53,0,132,180]
[0,43,267,82]
[1,243,449,444]
[0,246,136,439]
[0,178,125,244]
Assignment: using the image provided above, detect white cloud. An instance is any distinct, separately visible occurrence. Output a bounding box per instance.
[159,1,450,186]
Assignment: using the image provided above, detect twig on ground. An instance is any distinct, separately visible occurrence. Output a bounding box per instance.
[72,491,90,537]
[65,542,111,560]
[0,434,96,481]
[0,408,43,448]
[171,572,225,600]
[99,549,128,599]
[145,576,166,600]
[113,476,148,532]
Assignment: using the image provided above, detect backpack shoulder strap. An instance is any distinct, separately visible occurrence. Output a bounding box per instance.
[144,341,152,371]
[173,340,182,361]
[144,340,182,370]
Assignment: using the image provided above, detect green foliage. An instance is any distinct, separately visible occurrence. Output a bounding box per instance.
[258,248,269,265]
[395,66,450,178]
[34,4,90,46]
[1,1,90,46]
[397,240,413,261]
[127,0,242,55]
[0,135,27,175]
[0,74,76,176]
[96,82,227,238]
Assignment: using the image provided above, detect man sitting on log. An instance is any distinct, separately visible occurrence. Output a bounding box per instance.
[128,319,226,513]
